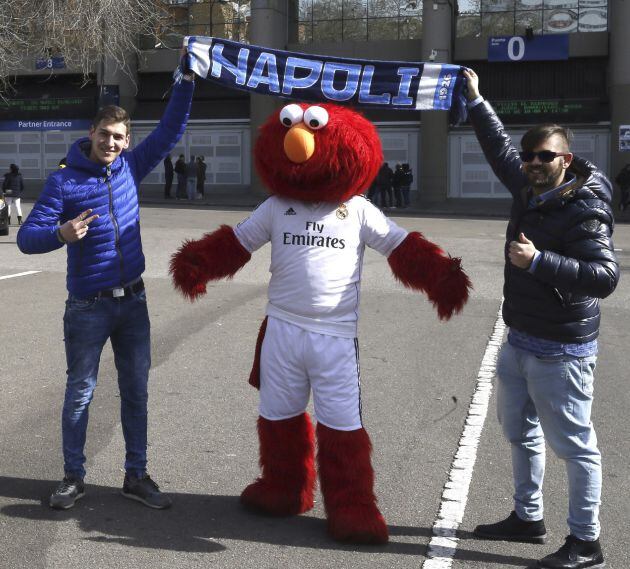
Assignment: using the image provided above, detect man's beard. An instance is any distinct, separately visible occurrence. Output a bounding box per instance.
[524,161,565,189]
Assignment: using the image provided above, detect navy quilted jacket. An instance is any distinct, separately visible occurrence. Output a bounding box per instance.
[18,80,194,297]
[469,101,619,343]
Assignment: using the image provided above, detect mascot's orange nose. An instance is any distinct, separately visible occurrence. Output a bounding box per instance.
[284,123,315,163]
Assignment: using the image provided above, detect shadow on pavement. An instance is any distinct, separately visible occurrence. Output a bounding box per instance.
[0,476,535,565]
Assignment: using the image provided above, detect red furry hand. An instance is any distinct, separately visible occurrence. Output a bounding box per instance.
[426,254,471,320]
[388,232,472,321]
[170,239,210,300]
[170,225,252,301]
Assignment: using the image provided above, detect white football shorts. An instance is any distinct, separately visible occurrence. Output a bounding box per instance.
[259,316,363,431]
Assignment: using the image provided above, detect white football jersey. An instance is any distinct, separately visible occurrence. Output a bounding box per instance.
[234,195,408,338]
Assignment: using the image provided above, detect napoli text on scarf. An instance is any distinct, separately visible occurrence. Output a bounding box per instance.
[183,36,468,123]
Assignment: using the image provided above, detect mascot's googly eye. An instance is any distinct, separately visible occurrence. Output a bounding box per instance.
[303,106,329,130]
[279,104,304,127]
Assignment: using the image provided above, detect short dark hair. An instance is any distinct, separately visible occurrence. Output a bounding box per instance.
[92,105,130,133]
[521,124,572,153]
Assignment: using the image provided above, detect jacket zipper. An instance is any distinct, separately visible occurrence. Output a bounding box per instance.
[106,166,124,285]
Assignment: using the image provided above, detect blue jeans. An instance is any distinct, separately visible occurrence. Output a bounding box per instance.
[186,177,197,200]
[400,186,411,207]
[62,289,151,480]
[496,342,601,540]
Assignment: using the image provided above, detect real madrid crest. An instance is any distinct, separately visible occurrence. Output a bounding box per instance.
[336,203,348,220]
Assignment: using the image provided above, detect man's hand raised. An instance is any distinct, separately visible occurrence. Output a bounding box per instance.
[462,68,481,102]
[59,209,99,243]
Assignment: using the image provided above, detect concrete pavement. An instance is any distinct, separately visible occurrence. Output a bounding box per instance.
[0,204,628,569]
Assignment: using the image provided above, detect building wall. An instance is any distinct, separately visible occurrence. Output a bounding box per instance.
[449,127,611,198]
[1,4,620,202]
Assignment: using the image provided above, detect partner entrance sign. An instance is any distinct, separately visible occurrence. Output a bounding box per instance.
[0,119,92,131]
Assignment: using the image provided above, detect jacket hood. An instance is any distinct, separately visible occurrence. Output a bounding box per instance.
[66,137,126,177]
[568,155,613,204]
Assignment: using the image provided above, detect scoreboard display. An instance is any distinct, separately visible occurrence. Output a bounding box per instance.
[492,98,608,123]
[0,96,95,120]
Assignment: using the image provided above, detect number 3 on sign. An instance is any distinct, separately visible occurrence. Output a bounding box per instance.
[507,37,525,61]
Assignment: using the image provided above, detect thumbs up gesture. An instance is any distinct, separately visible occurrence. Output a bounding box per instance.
[508,232,537,269]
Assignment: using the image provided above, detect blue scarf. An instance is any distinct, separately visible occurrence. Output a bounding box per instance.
[183,36,468,125]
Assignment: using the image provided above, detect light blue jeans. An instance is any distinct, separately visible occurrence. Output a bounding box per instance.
[496,342,601,541]
[186,177,197,200]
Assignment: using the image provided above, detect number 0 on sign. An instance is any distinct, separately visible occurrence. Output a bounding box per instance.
[488,35,569,62]
[507,37,525,61]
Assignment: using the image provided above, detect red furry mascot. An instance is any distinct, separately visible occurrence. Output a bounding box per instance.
[171,102,471,544]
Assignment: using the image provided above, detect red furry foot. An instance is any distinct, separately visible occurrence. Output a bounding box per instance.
[317,424,389,544]
[241,414,316,516]
[326,504,388,544]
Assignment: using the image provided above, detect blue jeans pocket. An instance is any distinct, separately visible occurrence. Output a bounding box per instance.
[66,296,97,311]
[579,356,597,396]
[565,356,596,421]
[133,289,147,303]
[534,354,569,363]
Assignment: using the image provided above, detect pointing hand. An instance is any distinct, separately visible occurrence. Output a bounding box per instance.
[59,209,99,243]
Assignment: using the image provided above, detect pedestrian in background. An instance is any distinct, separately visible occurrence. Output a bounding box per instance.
[366,178,379,206]
[163,154,174,199]
[17,52,196,512]
[392,163,404,208]
[614,162,630,211]
[186,155,197,201]
[465,68,618,569]
[196,155,206,199]
[399,164,413,209]
[174,154,186,199]
[2,163,25,225]
[376,162,394,209]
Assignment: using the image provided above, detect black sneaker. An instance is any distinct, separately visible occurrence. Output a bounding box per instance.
[537,535,605,568]
[49,475,85,510]
[121,473,172,509]
[474,511,547,544]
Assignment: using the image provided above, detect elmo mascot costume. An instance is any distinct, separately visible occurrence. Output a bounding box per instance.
[171,102,471,544]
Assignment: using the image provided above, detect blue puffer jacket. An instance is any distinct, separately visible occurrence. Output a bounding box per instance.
[469,100,619,343]
[18,80,194,298]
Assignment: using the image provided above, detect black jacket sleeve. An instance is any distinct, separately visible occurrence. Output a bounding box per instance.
[468,100,528,197]
[532,205,619,299]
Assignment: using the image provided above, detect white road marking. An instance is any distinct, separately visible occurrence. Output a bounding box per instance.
[0,270,41,281]
[422,301,506,569]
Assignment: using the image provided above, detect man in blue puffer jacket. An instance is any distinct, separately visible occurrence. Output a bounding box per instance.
[17,60,195,511]
[464,69,618,569]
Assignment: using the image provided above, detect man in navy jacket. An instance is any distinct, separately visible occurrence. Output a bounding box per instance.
[464,69,618,569]
[18,63,195,511]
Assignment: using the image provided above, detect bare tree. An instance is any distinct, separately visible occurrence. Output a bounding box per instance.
[0,0,170,92]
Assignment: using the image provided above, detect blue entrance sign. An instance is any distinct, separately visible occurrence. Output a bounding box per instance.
[488,35,569,62]
[35,56,66,70]
[0,119,92,131]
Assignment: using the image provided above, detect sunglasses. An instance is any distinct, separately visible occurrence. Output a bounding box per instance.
[519,150,570,163]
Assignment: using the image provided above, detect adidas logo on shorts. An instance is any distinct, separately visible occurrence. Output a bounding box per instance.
[284,207,297,215]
